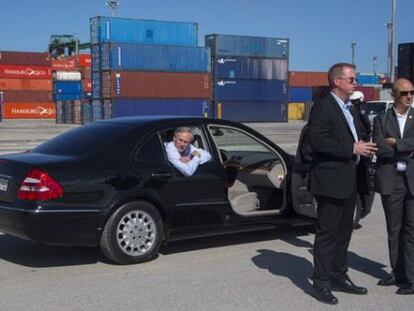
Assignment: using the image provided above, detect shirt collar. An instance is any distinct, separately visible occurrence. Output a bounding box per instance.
[393,106,410,118]
[331,92,352,109]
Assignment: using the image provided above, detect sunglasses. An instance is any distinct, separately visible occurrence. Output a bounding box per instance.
[399,90,414,97]
[338,77,356,84]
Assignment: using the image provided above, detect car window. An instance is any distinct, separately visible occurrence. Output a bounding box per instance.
[32,123,132,156]
[160,126,210,153]
[135,133,165,162]
[207,125,279,166]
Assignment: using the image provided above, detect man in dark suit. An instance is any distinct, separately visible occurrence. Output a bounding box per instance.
[308,63,377,304]
[373,78,414,295]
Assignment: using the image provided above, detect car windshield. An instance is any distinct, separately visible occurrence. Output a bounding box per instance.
[361,102,387,116]
[32,123,132,156]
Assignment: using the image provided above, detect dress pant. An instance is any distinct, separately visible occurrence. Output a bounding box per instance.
[313,190,357,288]
[381,172,414,284]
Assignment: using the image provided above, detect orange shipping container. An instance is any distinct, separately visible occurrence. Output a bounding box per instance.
[289,71,329,87]
[107,71,211,99]
[51,58,77,71]
[82,79,92,92]
[0,78,52,91]
[0,64,52,79]
[2,102,56,119]
[66,54,91,67]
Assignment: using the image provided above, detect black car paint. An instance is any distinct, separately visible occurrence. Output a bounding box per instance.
[0,116,306,248]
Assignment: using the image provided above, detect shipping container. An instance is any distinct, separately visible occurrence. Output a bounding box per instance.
[213,56,287,80]
[289,87,313,102]
[67,54,92,67]
[398,43,414,83]
[215,100,287,122]
[356,74,380,85]
[97,43,210,72]
[73,100,82,124]
[355,86,380,101]
[2,102,55,119]
[214,79,287,101]
[2,90,52,103]
[54,71,82,81]
[82,79,92,92]
[0,78,52,91]
[80,66,92,80]
[81,101,92,124]
[0,64,52,80]
[51,58,77,71]
[0,51,50,66]
[54,81,82,94]
[205,34,289,58]
[289,71,329,87]
[103,71,211,99]
[55,100,63,123]
[106,98,211,118]
[288,102,306,120]
[90,16,198,46]
[91,100,103,122]
[63,101,73,124]
[54,94,82,101]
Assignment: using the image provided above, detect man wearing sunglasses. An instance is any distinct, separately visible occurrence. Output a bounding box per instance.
[373,78,414,295]
[308,63,377,304]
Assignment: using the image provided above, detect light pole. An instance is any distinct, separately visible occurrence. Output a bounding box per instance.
[387,0,397,82]
[373,56,378,77]
[351,42,357,65]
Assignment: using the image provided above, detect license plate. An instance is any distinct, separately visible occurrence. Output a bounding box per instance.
[0,178,9,192]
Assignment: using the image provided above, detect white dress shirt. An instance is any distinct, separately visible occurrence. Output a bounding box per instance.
[165,141,212,176]
[394,107,410,171]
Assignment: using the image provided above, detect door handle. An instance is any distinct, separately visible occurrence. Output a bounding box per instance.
[151,172,171,180]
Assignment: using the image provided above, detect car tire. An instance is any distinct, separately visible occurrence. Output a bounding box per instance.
[100,201,164,264]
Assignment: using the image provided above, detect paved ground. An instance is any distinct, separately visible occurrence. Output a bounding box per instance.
[1,119,411,311]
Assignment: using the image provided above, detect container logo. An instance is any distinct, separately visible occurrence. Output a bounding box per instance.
[217,80,237,87]
[217,58,237,64]
[115,73,121,95]
[1,66,50,78]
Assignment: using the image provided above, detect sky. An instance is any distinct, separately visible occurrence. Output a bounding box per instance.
[0,0,413,73]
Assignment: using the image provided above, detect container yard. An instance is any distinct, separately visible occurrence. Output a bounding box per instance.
[0,14,409,124]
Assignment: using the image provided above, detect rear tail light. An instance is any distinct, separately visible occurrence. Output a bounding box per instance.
[17,169,63,200]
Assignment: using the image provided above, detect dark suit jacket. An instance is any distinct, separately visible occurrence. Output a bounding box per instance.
[308,93,358,199]
[373,107,414,195]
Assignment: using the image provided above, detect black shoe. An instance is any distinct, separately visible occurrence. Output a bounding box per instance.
[313,286,338,305]
[377,275,396,286]
[353,223,362,230]
[332,278,368,295]
[396,283,414,295]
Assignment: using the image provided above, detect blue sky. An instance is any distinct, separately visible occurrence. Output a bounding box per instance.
[0,0,413,73]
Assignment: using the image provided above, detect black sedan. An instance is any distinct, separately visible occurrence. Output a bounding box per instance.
[0,116,318,264]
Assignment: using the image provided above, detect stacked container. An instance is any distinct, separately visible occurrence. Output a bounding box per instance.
[205,34,289,122]
[91,16,212,121]
[0,51,54,119]
[398,42,414,84]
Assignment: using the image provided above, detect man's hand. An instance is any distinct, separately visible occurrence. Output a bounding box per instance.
[354,141,378,157]
[179,156,191,163]
[384,137,397,147]
[191,150,201,158]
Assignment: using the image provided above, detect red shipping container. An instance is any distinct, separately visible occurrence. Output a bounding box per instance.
[289,71,329,87]
[66,54,91,67]
[0,78,52,91]
[82,79,92,92]
[107,71,211,99]
[0,64,52,79]
[2,90,52,103]
[0,51,50,66]
[2,102,55,119]
[51,58,77,71]
[80,66,92,79]
[355,86,380,101]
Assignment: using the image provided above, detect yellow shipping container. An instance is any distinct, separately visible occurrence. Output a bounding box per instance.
[288,102,306,120]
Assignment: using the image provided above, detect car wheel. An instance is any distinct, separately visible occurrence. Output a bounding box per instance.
[100,201,164,264]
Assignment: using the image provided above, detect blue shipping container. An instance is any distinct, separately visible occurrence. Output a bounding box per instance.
[90,16,198,46]
[205,34,289,58]
[214,79,288,101]
[54,81,82,95]
[92,100,103,122]
[289,87,313,102]
[54,94,82,101]
[97,43,211,72]
[110,98,211,118]
[217,101,287,122]
[357,74,380,85]
[214,56,287,80]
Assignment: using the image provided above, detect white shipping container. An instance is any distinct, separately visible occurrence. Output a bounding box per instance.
[54,71,82,81]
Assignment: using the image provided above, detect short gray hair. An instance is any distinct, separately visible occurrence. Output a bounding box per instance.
[328,63,356,88]
[174,127,194,140]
